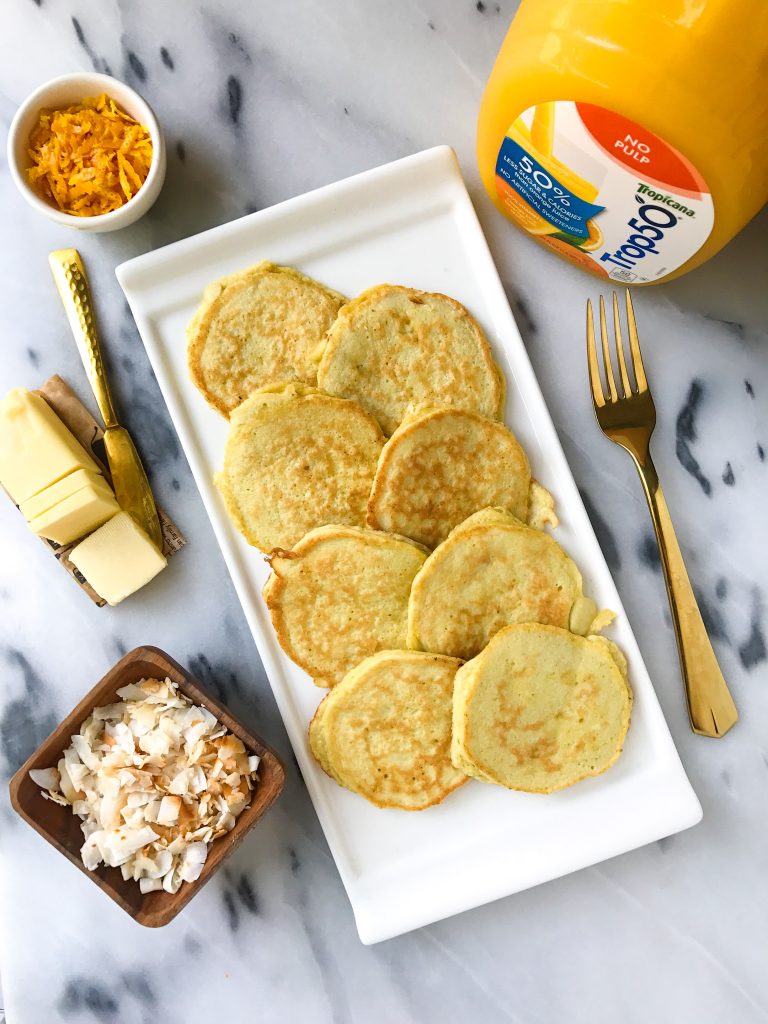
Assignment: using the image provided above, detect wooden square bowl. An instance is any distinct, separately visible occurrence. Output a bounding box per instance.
[9,645,285,927]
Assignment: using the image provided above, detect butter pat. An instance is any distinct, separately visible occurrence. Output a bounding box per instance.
[20,468,112,521]
[69,512,167,605]
[0,388,99,504]
[28,481,120,546]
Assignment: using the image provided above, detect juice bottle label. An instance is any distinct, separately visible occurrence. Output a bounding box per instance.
[495,101,714,282]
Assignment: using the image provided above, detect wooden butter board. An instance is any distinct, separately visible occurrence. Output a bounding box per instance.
[1,375,185,606]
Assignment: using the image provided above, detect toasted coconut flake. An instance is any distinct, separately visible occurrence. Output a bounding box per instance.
[189,766,207,794]
[99,774,121,799]
[168,768,191,795]
[58,761,83,802]
[126,792,151,808]
[116,683,144,701]
[179,842,208,883]
[67,762,90,788]
[138,730,171,758]
[98,792,124,830]
[144,798,161,823]
[163,867,182,894]
[151,848,173,878]
[156,795,181,825]
[81,831,104,870]
[70,734,98,771]
[29,767,59,790]
[105,721,135,755]
[93,702,126,721]
[140,679,164,695]
[42,789,70,807]
[100,825,160,867]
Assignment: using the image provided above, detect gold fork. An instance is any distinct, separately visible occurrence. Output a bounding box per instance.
[586,291,738,738]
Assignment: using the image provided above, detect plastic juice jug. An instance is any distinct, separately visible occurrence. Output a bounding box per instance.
[477,0,768,284]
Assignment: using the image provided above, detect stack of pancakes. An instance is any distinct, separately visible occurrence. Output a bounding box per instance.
[188,262,632,810]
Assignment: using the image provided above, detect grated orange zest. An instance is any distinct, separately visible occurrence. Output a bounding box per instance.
[26,93,153,217]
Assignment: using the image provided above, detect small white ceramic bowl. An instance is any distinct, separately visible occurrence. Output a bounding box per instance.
[7,72,166,233]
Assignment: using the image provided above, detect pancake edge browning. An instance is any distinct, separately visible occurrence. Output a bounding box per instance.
[407,507,613,658]
[317,284,505,435]
[216,382,385,552]
[188,261,346,417]
[452,623,632,794]
[263,524,429,688]
[366,406,545,548]
[309,650,467,810]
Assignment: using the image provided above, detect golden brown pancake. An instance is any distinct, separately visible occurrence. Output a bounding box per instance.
[188,261,345,416]
[264,525,428,687]
[452,623,632,793]
[317,284,504,435]
[216,383,384,551]
[408,507,611,659]
[309,650,466,810]
[366,406,553,548]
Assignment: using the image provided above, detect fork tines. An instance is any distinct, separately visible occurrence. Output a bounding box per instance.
[587,290,648,407]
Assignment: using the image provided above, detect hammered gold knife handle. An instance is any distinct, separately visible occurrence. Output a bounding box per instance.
[49,249,118,430]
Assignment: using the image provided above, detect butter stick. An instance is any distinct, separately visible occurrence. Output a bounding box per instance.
[69,511,167,606]
[20,468,112,521]
[28,482,120,546]
[0,388,99,504]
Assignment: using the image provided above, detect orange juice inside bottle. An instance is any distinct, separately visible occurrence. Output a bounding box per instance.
[477,0,768,284]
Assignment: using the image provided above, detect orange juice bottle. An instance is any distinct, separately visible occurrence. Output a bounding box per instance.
[477,0,768,284]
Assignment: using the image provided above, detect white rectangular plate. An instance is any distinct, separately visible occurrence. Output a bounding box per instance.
[117,146,701,944]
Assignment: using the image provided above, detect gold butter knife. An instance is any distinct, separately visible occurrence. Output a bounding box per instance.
[49,248,163,551]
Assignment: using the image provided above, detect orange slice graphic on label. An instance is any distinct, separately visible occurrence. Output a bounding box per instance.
[538,235,610,276]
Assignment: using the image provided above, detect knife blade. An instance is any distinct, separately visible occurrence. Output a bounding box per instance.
[48,248,163,551]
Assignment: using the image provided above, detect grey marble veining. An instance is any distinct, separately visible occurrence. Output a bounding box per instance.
[1,2,767,1022]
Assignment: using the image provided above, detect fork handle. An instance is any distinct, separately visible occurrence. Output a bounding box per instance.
[637,461,738,737]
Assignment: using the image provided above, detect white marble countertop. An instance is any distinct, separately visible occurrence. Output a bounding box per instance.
[1,2,766,1022]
